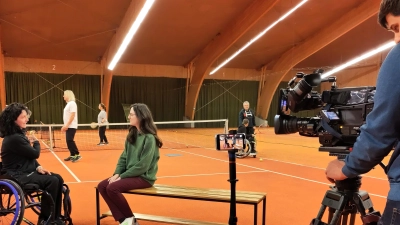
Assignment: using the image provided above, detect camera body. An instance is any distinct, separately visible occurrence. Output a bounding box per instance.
[274,69,375,155]
[215,133,246,151]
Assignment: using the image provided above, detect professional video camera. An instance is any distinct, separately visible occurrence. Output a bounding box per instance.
[274,69,375,155]
[275,69,382,225]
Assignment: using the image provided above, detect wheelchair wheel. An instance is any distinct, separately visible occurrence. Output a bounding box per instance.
[0,179,25,225]
[26,190,42,215]
[235,139,251,158]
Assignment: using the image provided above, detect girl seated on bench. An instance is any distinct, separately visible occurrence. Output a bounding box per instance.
[97,103,163,225]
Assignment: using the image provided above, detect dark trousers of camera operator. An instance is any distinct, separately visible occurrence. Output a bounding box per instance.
[14,172,64,220]
[98,126,108,143]
[378,200,400,225]
[66,128,79,156]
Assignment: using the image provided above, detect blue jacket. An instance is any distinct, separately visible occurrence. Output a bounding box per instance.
[342,43,400,201]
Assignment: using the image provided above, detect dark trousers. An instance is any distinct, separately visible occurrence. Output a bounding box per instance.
[99,126,108,143]
[16,172,64,219]
[378,199,400,225]
[97,177,152,221]
[66,128,79,156]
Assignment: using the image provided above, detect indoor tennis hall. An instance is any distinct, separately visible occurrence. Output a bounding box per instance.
[0,0,395,225]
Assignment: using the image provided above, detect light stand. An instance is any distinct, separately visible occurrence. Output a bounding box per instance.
[227,149,238,225]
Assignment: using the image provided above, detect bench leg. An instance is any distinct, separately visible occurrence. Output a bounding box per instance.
[254,204,258,225]
[96,188,100,225]
[262,198,266,225]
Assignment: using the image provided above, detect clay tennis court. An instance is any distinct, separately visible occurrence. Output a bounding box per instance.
[14,126,389,225]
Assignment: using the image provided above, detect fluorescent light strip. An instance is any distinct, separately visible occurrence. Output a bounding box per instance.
[209,0,309,75]
[321,41,396,78]
[108,0,155,70]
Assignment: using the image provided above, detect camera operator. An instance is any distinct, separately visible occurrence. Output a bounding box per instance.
[239,101,256,135]
[325,1,400,224]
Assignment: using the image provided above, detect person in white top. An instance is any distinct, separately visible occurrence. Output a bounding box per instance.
[61,90,81,162]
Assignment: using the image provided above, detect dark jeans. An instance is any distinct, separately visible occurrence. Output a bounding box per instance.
[378,199,400,225]
[16,172,64,219]
[97,177,152,221]
[66,128,79,156]
[99,126,108,143]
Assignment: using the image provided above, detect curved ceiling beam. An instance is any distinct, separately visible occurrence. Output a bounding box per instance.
[184,0,281,120]
[256,0,381,119]
[101,0,146,112]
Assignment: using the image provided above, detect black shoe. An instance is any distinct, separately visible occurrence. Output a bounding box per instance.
[104,142,109,145]
[64,156,74,161]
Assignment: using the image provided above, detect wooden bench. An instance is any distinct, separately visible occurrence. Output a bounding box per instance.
[95,184,266,225]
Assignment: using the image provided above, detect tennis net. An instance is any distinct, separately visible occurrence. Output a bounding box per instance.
[24,119,229,152]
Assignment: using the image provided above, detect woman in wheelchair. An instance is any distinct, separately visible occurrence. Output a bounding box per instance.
[0,103,66,225]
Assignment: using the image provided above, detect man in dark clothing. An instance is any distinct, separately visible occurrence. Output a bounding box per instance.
[239,101,256,135]
[238,118,256,156]
[325,1,400,224]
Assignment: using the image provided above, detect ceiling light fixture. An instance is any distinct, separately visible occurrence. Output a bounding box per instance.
[108,0,155,70]
[209,0,309,75]
[321,41,396,78]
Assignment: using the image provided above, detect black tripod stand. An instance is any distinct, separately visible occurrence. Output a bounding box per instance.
[227,149,238,225]
[310,176,381,225]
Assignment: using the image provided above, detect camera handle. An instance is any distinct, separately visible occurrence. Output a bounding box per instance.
[227,149,239,225]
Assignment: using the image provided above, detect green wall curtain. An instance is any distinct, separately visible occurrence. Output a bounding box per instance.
[5,72,100,124]
[109,76,186,125]
[195,79,259,128]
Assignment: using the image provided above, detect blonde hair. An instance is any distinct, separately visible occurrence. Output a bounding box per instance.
[64,90,76,101]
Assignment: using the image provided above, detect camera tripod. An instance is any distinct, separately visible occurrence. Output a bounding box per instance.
[310,176,381,225]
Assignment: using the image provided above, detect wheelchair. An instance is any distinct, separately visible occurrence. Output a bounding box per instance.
[0,165,72,225]
[228,130,257,159]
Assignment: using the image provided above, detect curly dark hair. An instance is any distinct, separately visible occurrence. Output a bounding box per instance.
[0,103,31,138]
[378,0,400,28]
[127,103,163,148]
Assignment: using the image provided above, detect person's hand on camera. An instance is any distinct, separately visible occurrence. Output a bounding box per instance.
[325,159,347,183]
[108,174,120,183]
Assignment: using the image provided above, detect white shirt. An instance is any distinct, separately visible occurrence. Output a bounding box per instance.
[63,101,78,129]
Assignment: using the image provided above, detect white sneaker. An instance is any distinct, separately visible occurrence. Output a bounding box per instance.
[120,217,133,225]
[120,217,139,225]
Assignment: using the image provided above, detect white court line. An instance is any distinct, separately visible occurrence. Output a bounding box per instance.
[39,139,81,182]
[186,146,388,181]
[169,148,389,198]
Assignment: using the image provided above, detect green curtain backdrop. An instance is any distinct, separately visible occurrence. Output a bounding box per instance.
[5,72,100,125]
[195,79,259,128]
[109,76,186,123]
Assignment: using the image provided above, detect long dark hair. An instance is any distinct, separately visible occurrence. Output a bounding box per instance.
[99,103,106,111]
[0,103,31,138]
[127,103,162,148]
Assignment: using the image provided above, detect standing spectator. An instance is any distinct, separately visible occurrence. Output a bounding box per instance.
[239,101,256,135]
[97,103,109,146]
